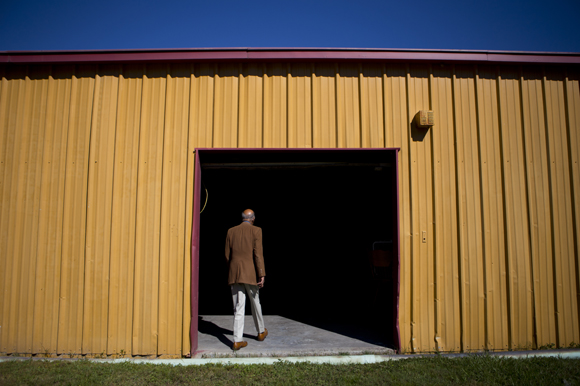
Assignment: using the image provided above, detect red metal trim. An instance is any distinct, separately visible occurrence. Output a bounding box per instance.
[190,147,402,355]
[190,151,202,355]
[1,48,579,65]
[0,51,248,64]
[194,147,402,153]
[395,149,402,353]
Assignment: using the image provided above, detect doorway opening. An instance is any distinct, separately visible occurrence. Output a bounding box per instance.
[191,149,400,355]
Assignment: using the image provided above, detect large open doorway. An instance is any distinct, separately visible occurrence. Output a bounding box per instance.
[191,149,400,356]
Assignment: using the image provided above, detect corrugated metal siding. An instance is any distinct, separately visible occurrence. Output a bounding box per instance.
[33,65,72,355]
[545,69,579,347]
[0,62,579,356]
[566,71,580,348]
[263,64,287,148]
[84,66,118,355]
[476,66,509,351]
[158,64,190,356]
[431,65,461,352]
[58,66,95,355]
[108,65,141,356]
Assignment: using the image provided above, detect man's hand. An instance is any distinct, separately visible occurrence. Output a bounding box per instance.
[258,276,265,288]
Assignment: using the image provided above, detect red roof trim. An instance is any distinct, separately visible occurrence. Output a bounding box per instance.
[1,48,579,65]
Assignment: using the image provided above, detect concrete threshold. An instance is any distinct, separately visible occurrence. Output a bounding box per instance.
[196,315,394,358]
[2,349,580,366]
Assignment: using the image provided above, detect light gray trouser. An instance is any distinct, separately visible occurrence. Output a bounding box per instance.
[231,283,265,342]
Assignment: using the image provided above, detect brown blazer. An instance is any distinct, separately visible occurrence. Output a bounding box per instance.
[225,222,266,285]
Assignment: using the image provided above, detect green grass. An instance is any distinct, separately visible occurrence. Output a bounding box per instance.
[1,355,579,385]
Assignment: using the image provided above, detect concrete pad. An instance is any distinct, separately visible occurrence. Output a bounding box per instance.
[195,315,395,358]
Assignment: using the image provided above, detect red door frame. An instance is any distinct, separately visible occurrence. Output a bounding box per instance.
[190,148,402,354]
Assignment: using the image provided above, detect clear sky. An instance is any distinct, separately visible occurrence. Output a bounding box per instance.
[1,0,578,52]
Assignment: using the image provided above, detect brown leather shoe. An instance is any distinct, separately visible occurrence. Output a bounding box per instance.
[232,341,248,351]
[257,329,268,341]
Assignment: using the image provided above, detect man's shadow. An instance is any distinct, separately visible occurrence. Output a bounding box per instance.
[198,316,256,348]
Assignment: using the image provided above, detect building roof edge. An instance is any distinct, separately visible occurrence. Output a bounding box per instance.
[1,48,579,65]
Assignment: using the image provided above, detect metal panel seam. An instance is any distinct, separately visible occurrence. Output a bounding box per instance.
[156,65,170,356]
[130,64,146,356]
[450,65,465,352]
[404,65,416,352]
[473,65,490,350]
[517,66,539,349]
[55,65,76,354]
[540,68,561,348]
[562,73,580,339]
[428,65,440,351]
[495,66,514,349]
[182,63,194,357]
[80,66,98,355]
[105,65,122,356]
[31,65,49,354]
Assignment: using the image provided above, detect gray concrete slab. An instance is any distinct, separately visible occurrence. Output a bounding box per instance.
[195,315,395,358]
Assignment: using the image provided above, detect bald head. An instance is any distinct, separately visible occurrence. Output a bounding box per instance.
[242,209,255,223]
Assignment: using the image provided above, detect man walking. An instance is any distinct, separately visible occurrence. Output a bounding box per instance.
[225,209,268,350]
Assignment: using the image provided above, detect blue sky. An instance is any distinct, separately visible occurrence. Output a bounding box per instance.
[1,0,578,52]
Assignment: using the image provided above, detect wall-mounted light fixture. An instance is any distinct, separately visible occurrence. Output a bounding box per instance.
[415,110,434,128]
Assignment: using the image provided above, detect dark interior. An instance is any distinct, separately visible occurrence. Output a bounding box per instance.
[197,150,399,349]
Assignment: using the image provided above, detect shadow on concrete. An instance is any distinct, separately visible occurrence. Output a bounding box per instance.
[198,317,233,348]
[198,316,261,349]
[278,311,394,349]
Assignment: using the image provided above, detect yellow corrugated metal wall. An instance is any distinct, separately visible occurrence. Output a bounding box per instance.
[0,62,579,356]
